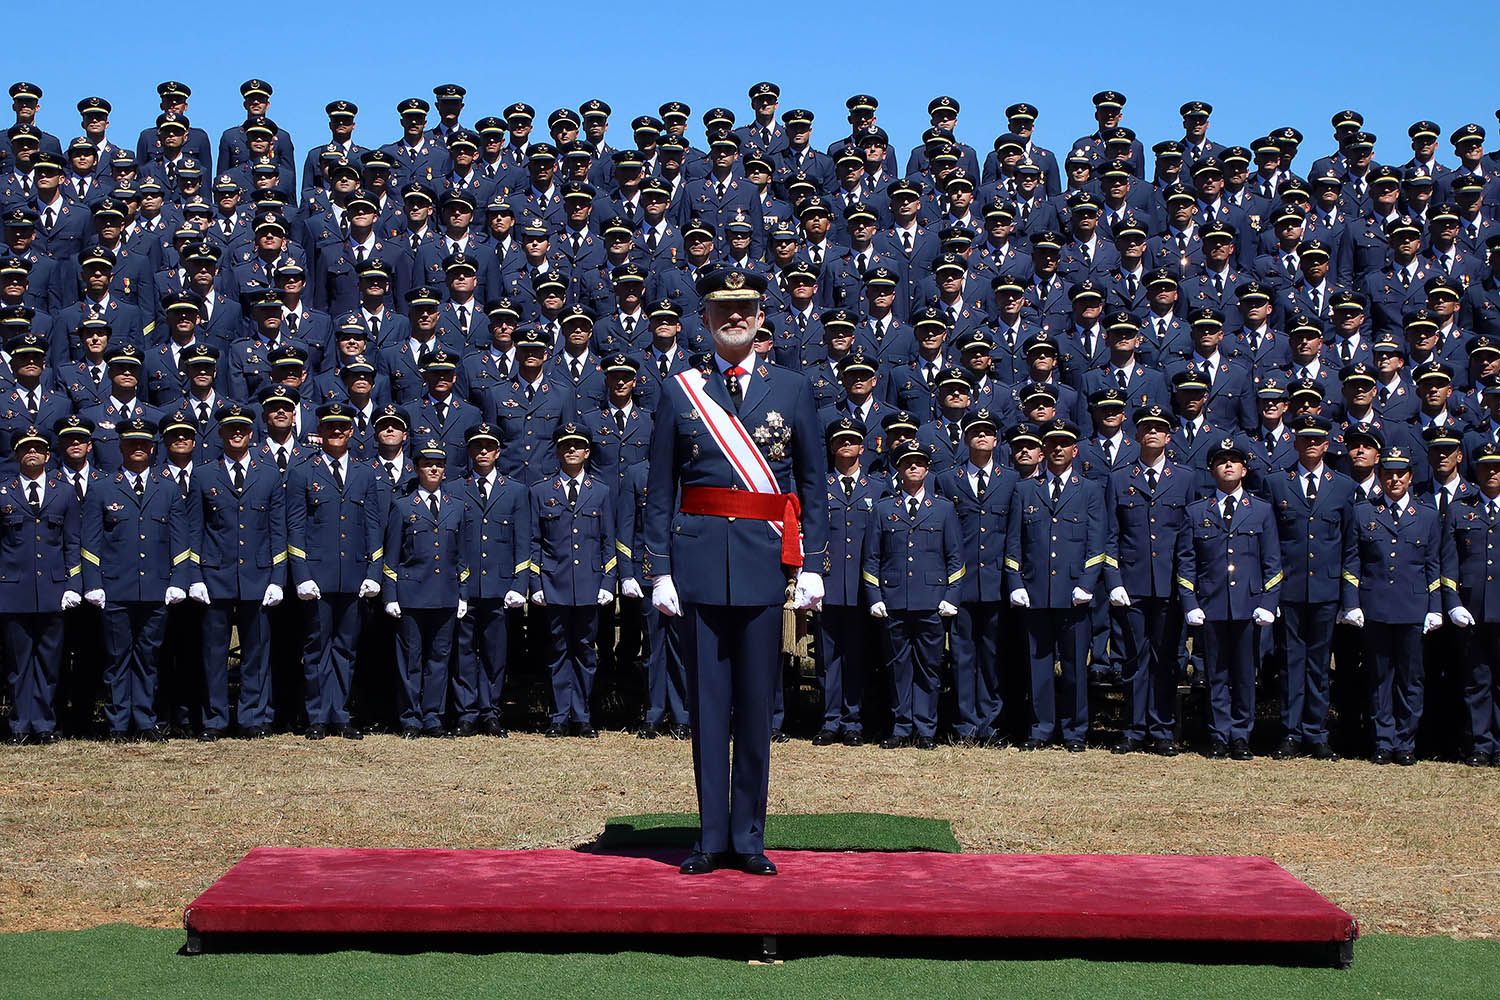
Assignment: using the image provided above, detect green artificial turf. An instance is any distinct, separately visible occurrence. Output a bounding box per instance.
[590,812,961,852]
[3,926,1498,1000]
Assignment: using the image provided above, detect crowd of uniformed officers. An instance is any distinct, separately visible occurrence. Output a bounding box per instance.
[6,76,1500,766]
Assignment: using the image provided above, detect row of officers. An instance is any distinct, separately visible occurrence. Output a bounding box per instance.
[3,363,1500,769]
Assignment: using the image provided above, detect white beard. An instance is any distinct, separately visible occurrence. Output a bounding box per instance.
[713,326,756,351]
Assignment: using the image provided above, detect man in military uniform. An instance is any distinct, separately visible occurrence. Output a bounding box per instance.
[183,402,286,739]
[644,265,826,876]
[1444,442,1500,765]
[1177,438,1283,759]
[0,427,81,742]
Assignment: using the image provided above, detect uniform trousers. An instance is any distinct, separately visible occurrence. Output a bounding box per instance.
[202,601,271,732]
[1114,596,1180,742]
[4,613,65,734]
[545,605,598,726]
[396,608,455,732]
[950,600,1004,738]
[1280,601,1339,746]
[1026,607,1090,742]
[101,602,168,733]
[452,598,509,726]
[814,604,868,734]
[886,610,945,739]
[1460,622,1500,756]
[1365,622,1425,754]
[642,600,689,728]
[299,593,364,727]
[1203,619,1258,744]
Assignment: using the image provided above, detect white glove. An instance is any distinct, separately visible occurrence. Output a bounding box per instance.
[503,590,526,609]
[83,589,106,608]
[1252,607,1275,627]
[596,587,614,606]
[792,570,824,611]
[188,582,211,605]
[652,575,681,617]
[621,578,643,600]
[60,590,82,611]
[1109,586,1132,608]
[1423,612,1443,634]
[261,584,283,608]
[296,580,322,601]
[384,601,401,618]
[457,598,469,620]
[1071,587,1092,606]
[357,578,380,599]
[164,586,185,606]
[869,600,889,619]
[531,591,547,606]
[1009,588,1030,608]
[937,600,958,618]
[1184,608,1206,627]
[1340,608,1365,628]
[1449,606,1475,628]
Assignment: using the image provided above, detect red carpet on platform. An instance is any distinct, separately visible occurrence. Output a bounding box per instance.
[184,847,1356,956]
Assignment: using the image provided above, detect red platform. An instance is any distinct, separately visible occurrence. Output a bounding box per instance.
[183,847,1356,961]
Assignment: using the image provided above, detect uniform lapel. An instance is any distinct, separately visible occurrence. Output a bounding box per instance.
[740,361,771,417]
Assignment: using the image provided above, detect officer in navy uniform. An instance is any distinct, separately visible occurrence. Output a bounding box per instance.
[1177,437,1283,759]
[448,422,530,737]
[1345,446,1454,764]
[285,403,384,740]
[934,408,1018,745]
[79,417,189,740]
[0,426,81,743]
[863,442,962,748]
[381,437,472,738]
[183,402,287,739]
[644,265,827,876]
[528,422,616,737]
[812,417,882,746]
[1263,414,1358,760]
[481,325,578,485]
[1444,441,1500,766]
[1005,418,1108,751]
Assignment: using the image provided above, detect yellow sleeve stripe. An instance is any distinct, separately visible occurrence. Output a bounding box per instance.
[529,561,541,574]
[861,571,880,586]
[1441,577,1459,591]
[603,556,618,573]
[370,548,383,562]
[271,549,288,565]
[1428,579,1442,593]
[1083,554,1107,569]
[1103,555,1120,568]
[172,550,193,566]
[1004,557,1021,571]
[514,561,530,575]
[383,565,398,580]
[947,567,966,584]
[141,320,156,336]
[1342,571,1360,586]
[81,549,100,566]
[1176,576,1196,593]
[286,545,307,559]
[615,540,632,557]
[1263,572,1283,590]
[459,568,470,583]
[68,564,81,577]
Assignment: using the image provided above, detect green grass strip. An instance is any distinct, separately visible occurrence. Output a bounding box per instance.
[591,812,961,852]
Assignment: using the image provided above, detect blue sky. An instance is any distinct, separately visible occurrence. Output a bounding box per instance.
[11,3,1500,176]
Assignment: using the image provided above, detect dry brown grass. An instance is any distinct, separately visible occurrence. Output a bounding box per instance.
[1,734,1497,937]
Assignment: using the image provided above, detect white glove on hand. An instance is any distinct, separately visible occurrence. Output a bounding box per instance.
[1252,607,1275,626]
[1184,608,1206,627]
[60,590,82,611]
[188,582,211,605]
[1423,612,1443,634]
[596,587,614,606]
[869,601,888,619]
[261,584,283,608]
[652,575,681,617]
[937,600,958,618]
[457,599,468,620]
[1071,587,1092,606]
[1009,588,1031,609]
[83,589,106,608]
[296,580,321,601]
[357,578,380,599]
[621,578,643,600]
[384,601,401,618]
[503,590,526,609]
[1109,586,1132,608]
[164,586,185,606]
[531,591,547,606]
[792,570,824,611]
[1450,606,1475,628]
[1340,608,1365,628]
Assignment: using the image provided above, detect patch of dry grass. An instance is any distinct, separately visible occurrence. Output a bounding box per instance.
[1,735,1497,937]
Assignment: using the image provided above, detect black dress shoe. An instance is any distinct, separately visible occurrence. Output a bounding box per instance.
[842,731,864,747]
[480,719,507,738]
[1394,750,1417,766]
[735,853,778,876]
[668,724,692,740]
[239,725,268,739]
[197,729,223,743]
[422,726,451,739]
[1270,738,1301,760]
[679,851,719,876]
[1018,738,1047,752]
[452,721,477,738]
[1465,752,1491,767]
[1204,741,1229,759]
[636,724,660,740]
[811,730,839,747]
[34,731,60,745]
[983,734,1010,749]
[1229,740,1254,761]
[1111,738,1143,755]
[914,736,936,750]
[577,726,599,739]
[1151,738,1180,757]
[138,728,166,743]
[1305,743,1338,761]
[770,729,789,743]
[879,735,906,749]
[544,724,568,738]
[1063,739,1086,753]
[305,725,328,741]
[4,733,27,746]
[1371,749,1392,765]
[400,728,423,741]
[335,725,364,741]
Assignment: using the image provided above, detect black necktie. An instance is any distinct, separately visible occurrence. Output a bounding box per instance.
[715,181,726,201]
[429,495,440,519]
[902,230,913,253]
[725,365,744,411]
[659,354,670,377]
[73,474,85,501]
[27,481,40,513]
[332,460,344,491]
[384,461,396,484]
[908,496,919,518]
[614,409,627,433]
[232,463,245,491]
[1439,489,1450,519]
[622,315,635,340]
[948,422,960,447]
[1102,438,1115,463]
[435,401,447,424]
[1145,467,1158,491]
[1126,273,1137,298]
[567,480,578,507]
[841,475,854,500]
[177,469,189,497]
[647,230,658,252]
[1185,423,1197,445]
[478,476,489,504]
[570,357,582,381]
[1223,496,1235,527]
[133,475,145,498]
[975,469,987,497]
[24,389,36,415]
[1116,369,1127,389]
[1050,477,1062,503]
[276,448,288,473]
[286,313,299,336]
[1306,473,1318,500]
[526,383,535,402]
